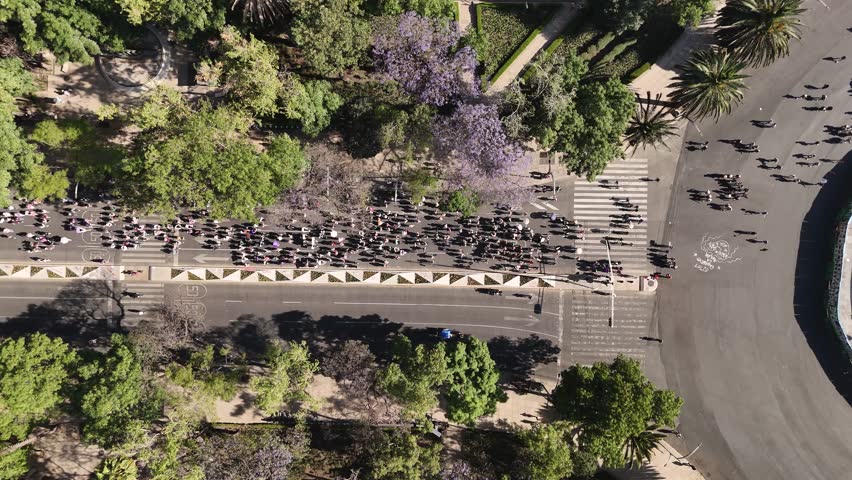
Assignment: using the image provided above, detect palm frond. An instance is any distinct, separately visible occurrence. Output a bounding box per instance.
[623,425,666,470]
[624,91,679,153]
[668,48,750,122]
[715,0,806,67]
[231,0,290,25]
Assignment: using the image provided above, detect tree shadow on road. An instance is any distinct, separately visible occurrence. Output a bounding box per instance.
[0,279,127,346]
[793,149,852,406]
[488,335,560,395]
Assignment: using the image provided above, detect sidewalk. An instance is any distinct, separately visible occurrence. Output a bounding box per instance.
[485,3,583,94]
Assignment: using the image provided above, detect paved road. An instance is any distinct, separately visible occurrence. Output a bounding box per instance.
[657,3,852,479]
[0,280,658,383]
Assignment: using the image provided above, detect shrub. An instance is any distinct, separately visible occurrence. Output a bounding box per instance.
[442,188,480,217]
[595,38,638,66]
[581,31,615,59]
[624,61,652,82]
[477,5,555,78]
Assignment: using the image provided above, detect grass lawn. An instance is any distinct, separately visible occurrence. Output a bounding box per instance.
[477,4,556,80]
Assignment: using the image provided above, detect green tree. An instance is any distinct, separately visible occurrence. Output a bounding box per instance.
[28,118,123,190]
[715,0,805,68]
[377,0,455,18]
[18,163,69,201]
[114,0,226,41]
[124,89,306,219]
[290,0,371,76]
[590,0,655,33]
[0,58,43,206]
[444,337,506,426]
[379,335,448,420]
[368,429,442,480]
[200,26,284,118]
[668,48,749,121]
[249,341,318,415]
[623,425,666,469]
[569,448,599,480]
[403,168,437,204]
[624,92,679,153]
[515,423,574,480]
[95,456,139,480]
[441,188,480,217]
[0,449,28,480]
[668,0,715,27]
[284,79,344,137]
[0,0,124,64]
[520,54,633,180]
[78,334,163,448]
[551,355,683,468]
[0,334,76,442]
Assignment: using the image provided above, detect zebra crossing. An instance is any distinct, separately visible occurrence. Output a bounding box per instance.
[120,282,166,327]
[529,200,559,211]
[565,291,655,366]
[118,215,172,265]
[572,158,650,275]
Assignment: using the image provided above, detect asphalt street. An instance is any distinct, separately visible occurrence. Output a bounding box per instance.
[0,280,659,386]
[657,3,852,479]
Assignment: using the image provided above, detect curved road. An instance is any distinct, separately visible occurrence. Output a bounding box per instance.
[658,3,852,479]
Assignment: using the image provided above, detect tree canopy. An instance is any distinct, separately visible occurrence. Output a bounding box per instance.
[373,12,478,107]
[367,429,442,480]
[517,54,634,180]
[551,355,683,467]
[0,58,43,205]
[0,0,125,64]
[290,0,371,77]
[123,87,308,219]
[444,337,506,426]
[249,340,318,415]
[515,423,574,480]
[376,0,456,18]
[78,334,163,448]
[379,335,448,420]
[199,26,284,118]
[284,79,344,137]
[0,333,77,442]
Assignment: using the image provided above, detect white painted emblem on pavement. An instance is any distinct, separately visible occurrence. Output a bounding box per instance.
[693,234,741,272]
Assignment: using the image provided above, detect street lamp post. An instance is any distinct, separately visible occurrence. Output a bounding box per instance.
[604,239,616,327]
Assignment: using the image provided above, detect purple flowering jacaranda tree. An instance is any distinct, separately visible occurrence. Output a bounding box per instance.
[373,11,479,106]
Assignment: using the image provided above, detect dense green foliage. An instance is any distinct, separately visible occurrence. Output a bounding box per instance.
[514,53,634,180]
[249,340,318,415]
[515,423,574,480]
[668,0,715,27]
[0,58,46,204]
[551,355,683,468]
[379,336,448,420]
[284,79,344,137]
[199,26,284,118]
[441,188,480,217]
[94,456,139,480]
[377,0,455,18]
[78,334,163,448]
[590,0,655,33]
[368,430,442,480]
[444,337,506,426]
[290,0,371,76]
[123,87,308,219]
[0,0,125,64]
[0,334,76,441]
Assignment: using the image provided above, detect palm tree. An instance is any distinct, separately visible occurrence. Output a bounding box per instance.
[668,48,749,122]
[715,0,806,68]
[625,92,679,153]
[623,425,666,470]
[230,0,289,25]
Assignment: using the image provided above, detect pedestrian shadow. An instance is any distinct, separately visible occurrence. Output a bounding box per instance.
[0,279,128,346]
[792,149,852,406]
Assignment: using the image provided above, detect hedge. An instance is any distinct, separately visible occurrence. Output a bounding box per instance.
[522,36,565,81]
[489,26,543,86]
[594,38,638,67]
[581,31,615,60]
[625,62,652,82]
